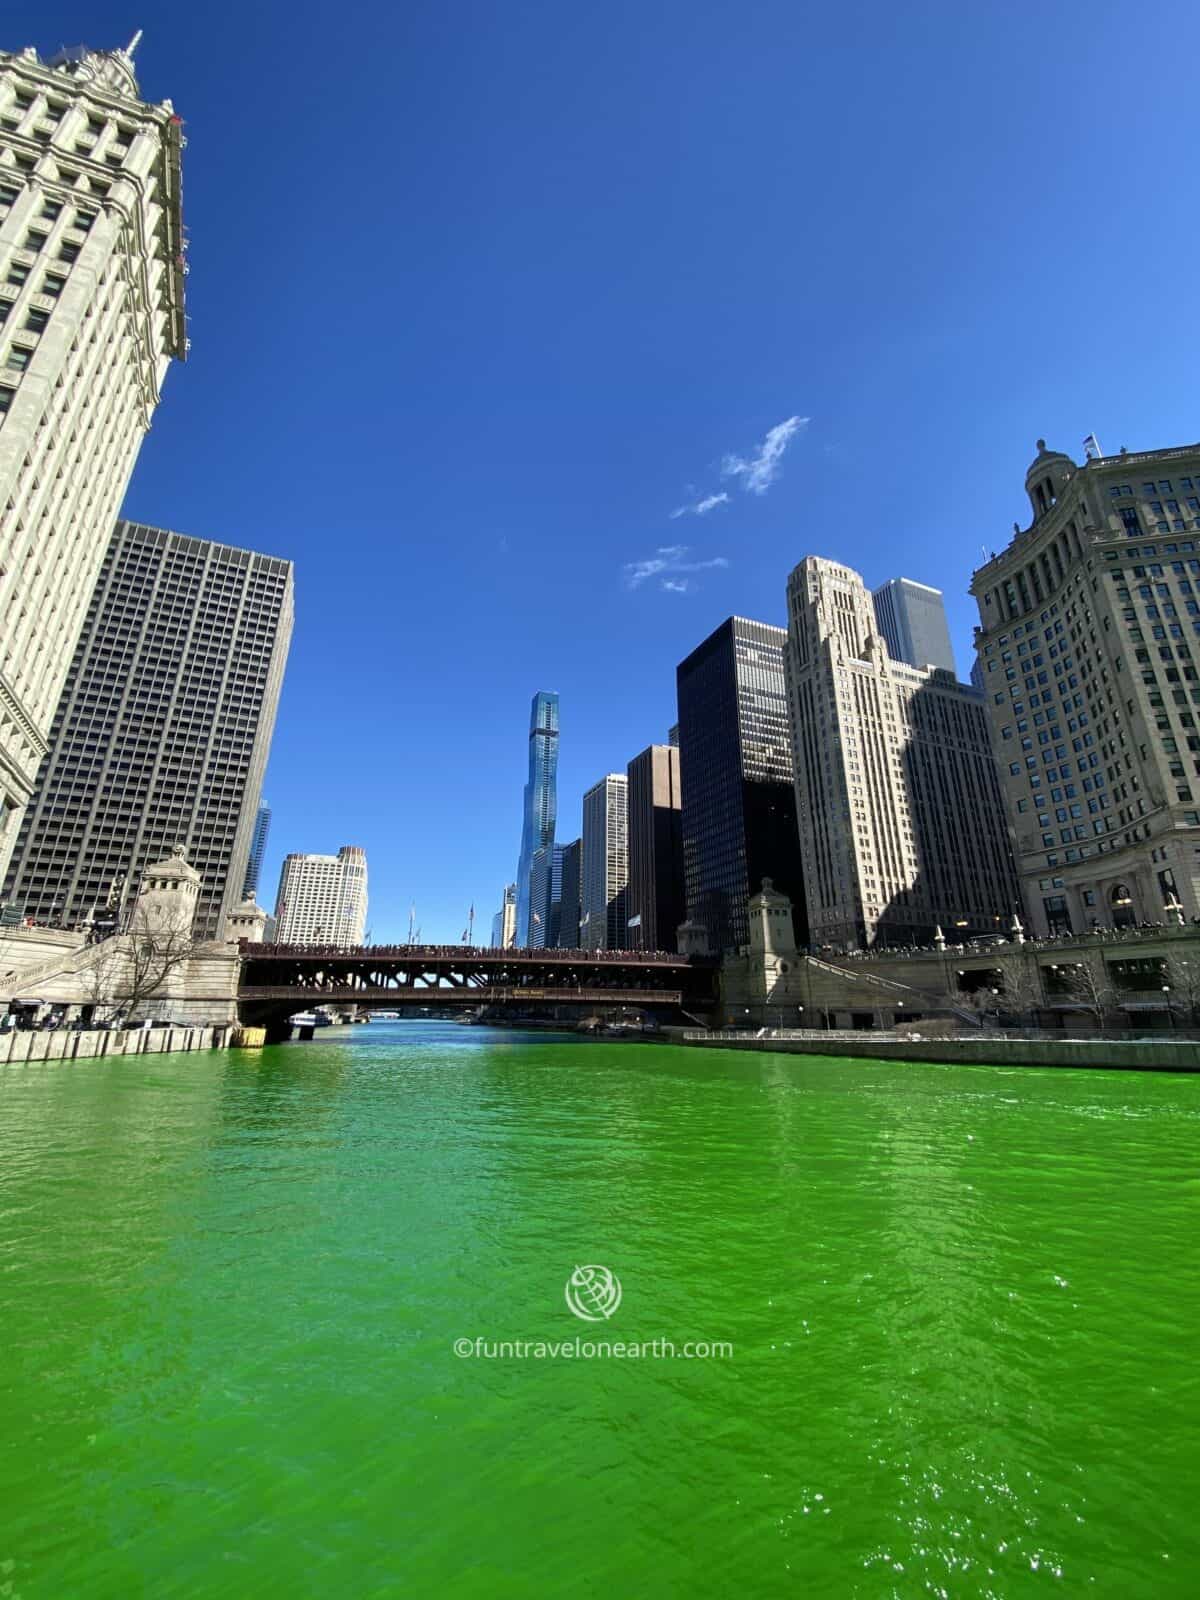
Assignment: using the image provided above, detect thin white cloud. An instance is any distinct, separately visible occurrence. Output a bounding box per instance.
[722,415,809,495]
[622,545,729,592]
[669,490,730,520]
[661,578,691,593]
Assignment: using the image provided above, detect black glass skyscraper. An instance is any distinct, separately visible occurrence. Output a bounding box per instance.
[676,617,807,954]
[556,838,582,948]
[514,691,559,944]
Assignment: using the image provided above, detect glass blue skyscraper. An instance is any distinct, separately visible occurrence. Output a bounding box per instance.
[241,802,271,900]
[515,691,559,945]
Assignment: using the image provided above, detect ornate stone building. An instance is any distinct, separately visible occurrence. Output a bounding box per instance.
[0,37,187,879]
[972,438,1200,936]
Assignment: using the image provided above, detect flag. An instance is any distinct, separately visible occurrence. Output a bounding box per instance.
[1082,433,1101,459]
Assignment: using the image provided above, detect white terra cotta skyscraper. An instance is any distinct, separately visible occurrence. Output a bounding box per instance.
[0,35,187,881]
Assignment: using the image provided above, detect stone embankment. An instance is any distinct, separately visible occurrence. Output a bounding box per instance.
[681,1029,1200,1072]
[0,1024,266,1065]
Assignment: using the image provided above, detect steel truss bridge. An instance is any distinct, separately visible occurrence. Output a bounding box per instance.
[237,944,721,1039]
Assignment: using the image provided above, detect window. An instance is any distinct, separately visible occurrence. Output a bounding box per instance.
[74,210,97,232]
[5,348,31,372]
[22,231,45,254]
[41,273,66,298]
[57,243,79,264]
[0,388,12,415]
[6,264,29,287]
[23,308,48,335]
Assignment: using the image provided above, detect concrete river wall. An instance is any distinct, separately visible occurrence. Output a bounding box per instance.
[682,1030,1200,1072]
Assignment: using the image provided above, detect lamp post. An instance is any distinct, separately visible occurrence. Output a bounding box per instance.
[1163,985,1175,1032]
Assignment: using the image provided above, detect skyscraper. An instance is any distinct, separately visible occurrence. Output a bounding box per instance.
[626,743,684,951]
[273,846,368,946]
[872,577,957,675]
[556,839,582,948]
[972,438,1200,935]
[581,775,628,950]
[0,39,187,880]
[3,521,292,940]
[490,882,517,949]
[676,616,806,954]
[514,690,559,945]
[786,556,1018,949]
[529,842,565,949]
[242,802,271,900]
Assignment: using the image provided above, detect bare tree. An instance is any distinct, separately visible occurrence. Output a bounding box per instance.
[80,934,125,1022]
[1161,954,1200,1026]
[83,902,198,1023]
[1053,958,1118,1030]
[992,952,1046,1026]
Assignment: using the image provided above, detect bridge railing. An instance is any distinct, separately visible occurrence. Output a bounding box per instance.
[238,941,712,966]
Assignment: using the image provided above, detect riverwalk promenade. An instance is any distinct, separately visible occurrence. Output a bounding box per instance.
[681,1028,1200,1072]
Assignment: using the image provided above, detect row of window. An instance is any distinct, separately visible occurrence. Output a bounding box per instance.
[1108,477,1195,498]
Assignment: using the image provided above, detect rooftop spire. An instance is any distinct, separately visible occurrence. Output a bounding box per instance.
[125,29,143,57]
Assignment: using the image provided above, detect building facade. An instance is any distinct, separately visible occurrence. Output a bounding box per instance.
[273,846,368,946]
[0,39,187,880]
[971,438,1200,936]
[676,616,806,954]
[490,881,517,949]
[626,743,684,951]
[528,842,564,949]
[3,521,292,940]
[786,556,1019,949]
[580,774,628,950]
[556,838,581,948]
[872,577,957,675]
[241,802,270,900]
[514,690,558,945]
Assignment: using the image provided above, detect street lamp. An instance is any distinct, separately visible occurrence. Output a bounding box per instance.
[1163,985,1175,1033]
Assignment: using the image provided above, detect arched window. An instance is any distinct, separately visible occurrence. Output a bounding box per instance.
[1111,883,1135,929]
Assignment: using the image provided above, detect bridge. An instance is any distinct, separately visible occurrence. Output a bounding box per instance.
[237,944,722,1039]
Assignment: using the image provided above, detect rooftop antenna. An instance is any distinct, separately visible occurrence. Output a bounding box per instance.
[125,29,143,57]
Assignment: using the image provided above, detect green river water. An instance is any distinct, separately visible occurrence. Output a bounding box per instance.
[1,1022,1197,1598]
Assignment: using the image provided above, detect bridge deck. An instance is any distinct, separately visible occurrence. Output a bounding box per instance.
[238,986,684,1008]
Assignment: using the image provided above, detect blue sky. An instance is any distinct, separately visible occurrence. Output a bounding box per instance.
[32,0,1200,940]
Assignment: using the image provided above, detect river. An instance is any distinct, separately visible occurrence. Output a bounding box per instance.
[1,1021,1196,1597]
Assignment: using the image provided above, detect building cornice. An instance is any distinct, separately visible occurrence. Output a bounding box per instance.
[0,670,50,763]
